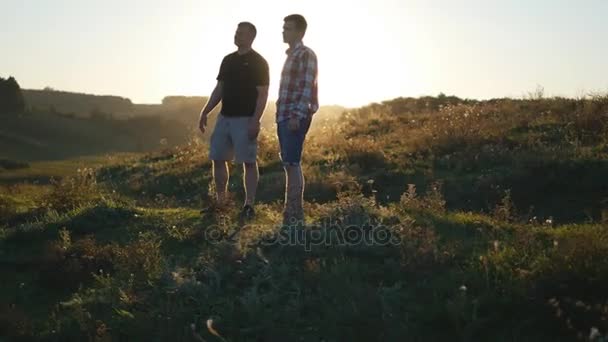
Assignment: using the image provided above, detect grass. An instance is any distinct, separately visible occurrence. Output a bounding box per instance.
[0,154,141,185]
[1,94,607,341]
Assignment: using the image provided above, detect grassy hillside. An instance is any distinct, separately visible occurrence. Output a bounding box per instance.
[3,90,345,162]
[23,89,134,117]
[23,89,346,125]
[0,155,140,185]
[135,96,346,131]
[1,95,607,341]
[0,111,192,162]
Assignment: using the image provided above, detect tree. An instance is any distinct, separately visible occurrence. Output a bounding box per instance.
[0,76,26,114]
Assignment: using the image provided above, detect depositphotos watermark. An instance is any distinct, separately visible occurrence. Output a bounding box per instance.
[203,217,403,252]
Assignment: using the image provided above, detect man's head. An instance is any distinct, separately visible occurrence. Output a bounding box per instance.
[282,14,307,45]
[234,22,257,48]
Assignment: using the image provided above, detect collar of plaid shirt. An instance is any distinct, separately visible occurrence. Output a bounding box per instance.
[285,41,304,55]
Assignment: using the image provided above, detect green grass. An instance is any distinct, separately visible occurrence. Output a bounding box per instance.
[0,154,141,185]
[1,95,607,341]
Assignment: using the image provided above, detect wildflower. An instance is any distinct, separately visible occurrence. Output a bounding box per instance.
[590,327,600,340]
[459,285,467,292]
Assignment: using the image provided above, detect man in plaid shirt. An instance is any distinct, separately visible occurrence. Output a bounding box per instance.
[277,14,318,225]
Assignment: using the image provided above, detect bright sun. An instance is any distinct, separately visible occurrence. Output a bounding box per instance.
[175,1,428,107]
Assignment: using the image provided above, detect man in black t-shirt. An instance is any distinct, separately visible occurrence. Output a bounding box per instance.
[199,22,269,219]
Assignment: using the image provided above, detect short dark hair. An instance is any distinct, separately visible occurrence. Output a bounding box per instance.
[238,21,257,38]
[284,14,307,33]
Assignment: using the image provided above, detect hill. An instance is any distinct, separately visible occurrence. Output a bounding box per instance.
[1,94,607,340]
[0,111,191,161]
[23,89,134,117]
[6,89,346,162]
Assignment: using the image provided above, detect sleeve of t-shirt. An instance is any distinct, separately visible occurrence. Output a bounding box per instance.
[255,58,270,86]
[216,56,228,81]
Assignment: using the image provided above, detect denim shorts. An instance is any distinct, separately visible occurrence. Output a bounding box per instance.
[277,116,312,165]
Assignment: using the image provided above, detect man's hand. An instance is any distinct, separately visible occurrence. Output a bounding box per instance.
[248,119,261,140]
[199,114,208,134]
[287,117,300,131]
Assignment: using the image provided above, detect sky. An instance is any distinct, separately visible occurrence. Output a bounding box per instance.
[1,0,607,107]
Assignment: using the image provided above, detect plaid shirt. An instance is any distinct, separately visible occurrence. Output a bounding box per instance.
[276,41,318,123]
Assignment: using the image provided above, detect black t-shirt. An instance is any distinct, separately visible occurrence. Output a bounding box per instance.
[216,50,269,117]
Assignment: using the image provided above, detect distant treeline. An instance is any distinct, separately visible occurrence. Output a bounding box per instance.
[1,80,347,161]
[22,89,209,122]
[23,88,134,117]
[1,80,203,161]
[0,76,26,113]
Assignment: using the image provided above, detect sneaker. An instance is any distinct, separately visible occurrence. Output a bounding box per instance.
[240,204,255,220]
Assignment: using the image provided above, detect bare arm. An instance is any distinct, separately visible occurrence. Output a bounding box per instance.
[200,81,223,117]
[199,81,223,133]
[248,85,269,139]
[253,85,269,122]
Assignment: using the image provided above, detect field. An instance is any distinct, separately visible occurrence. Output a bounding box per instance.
[1,94,607,341]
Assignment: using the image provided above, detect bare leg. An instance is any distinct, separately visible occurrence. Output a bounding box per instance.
[243,162,259,206]
[284,164,304,224]
[212,160,229,205]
